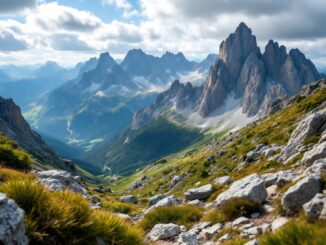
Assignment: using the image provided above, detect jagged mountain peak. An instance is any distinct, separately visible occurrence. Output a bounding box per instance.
[97,52,117,69]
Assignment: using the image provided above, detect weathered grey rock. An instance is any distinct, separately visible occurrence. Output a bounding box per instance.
[282,175,321,214]
[0,193,28,245]
[120,195,137,204]
[201,223,223,240]
[187,199,204,206]
[214,176,233,185]
[244,239,258,245]
[303,193,326,220]
[280,108,326,163]
[148,223,181,241]
[262,172,279,187]
[36,170,87,195]
[219,233,232,242]
[232,216,250,227]
[271,217,289,231]
[170,175,182,188]
[215,174,267,207]
[301,141,326,166]
[177,231,199,245]
[184,184,213,201]
[191,222,212,232]
[304,159,326,176]
[260,223,272,233]
[145,195,181,214]
[276,170,297,187]
[242,226,262,236]
[251,212,260,219]
[148,194,167,206]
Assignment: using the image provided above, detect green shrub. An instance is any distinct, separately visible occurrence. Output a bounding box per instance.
[219,197,260,221]
[260,221,326,245]
[139,205,202,232]
[0,180,144,245]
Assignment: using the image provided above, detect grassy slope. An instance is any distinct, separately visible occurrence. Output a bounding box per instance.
[107,86,326,197]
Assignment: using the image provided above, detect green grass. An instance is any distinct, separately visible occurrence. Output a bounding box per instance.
[0,134,33,170]
[139,205,203,232]
[260,220,326,245]
[0,179,144,245]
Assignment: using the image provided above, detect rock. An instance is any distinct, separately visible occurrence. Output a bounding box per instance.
[250,212,260,219]
[304,159,326,176]
[271,217,289,231]
[219,233,232,242]
[303,193,326,220]
[266,184,278,198]
[145,195,181,213]
[184,184,213,201]
[177,231,199,245]
[120,195,137,204]
[275,170,297,187]
[191,222,212,232]
[246,151,260,162]
[188,199,204,206]
[148,223,181,241]
[90,196,100,204]
[262,172,279,187]
[263,204,275,213]
[301,141,326,166]
[279,108,326,163]
[215,174,267,207]
[214,176,233,185]
[242,226,262,236]
[201,223,223,240]
[260,223,271,233]
[0,193,28,245]
[148,194,167,206]
[170,176,183,188]
[282,175,321,214]
[232,217,250,227]
[36,170,87,195]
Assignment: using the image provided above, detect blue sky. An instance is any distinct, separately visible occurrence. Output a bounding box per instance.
[0,0,325,69]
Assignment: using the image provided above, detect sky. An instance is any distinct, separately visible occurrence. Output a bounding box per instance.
[0,0,326,70]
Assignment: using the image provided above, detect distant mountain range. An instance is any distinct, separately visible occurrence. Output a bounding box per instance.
[89,22,321,175]
[26,50,213,153]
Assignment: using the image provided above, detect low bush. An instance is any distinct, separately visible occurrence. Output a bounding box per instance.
[139,205,202,232]
[219,197,260,221]
[259,221,326,245]
[0,180,144,245]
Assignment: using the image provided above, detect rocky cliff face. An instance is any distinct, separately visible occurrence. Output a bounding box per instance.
[0,97,73,171]
[132,22,320,131]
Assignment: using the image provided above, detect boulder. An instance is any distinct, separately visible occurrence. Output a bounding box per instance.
[201,223,223,239]
[282,175,321,214]
[0,193,28,245]
[279,108,326,163]
[120,195,137,204]
[36,170,87,195]
[271,217,289,231]
[232,216,250,227]
[170,176,182,188]
[148,223,181,241]
[275,170,297,187]
[304,159,326,176]
[301,141,326,166]
[214,176,233,185]
[262,172,279,187]
[187,199,204,206]
[184,184,213,201]
[148,194,167,207]
[145,195,181,214]
[303,193,326,220]
[215,174,267,207]
[177,231,199,245]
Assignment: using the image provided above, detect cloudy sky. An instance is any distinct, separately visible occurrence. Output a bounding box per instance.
[0,0,325,69]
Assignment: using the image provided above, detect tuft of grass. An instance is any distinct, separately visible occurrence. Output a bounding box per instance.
[0,134,33,170]
[259,220,326,245]
[303,133,321,145]
[0,167,34,182]
[139,205,202,232]
[218,197,260,222]
[102,200,135,214]
[0,180,144,245]
[203,208,224,224]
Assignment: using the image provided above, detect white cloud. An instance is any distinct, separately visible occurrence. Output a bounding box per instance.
[102,0,138,18]
[0,0,37,14]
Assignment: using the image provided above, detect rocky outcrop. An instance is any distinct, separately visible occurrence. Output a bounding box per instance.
[148,194,167,207]
[36,170,87,195]
[120,195,137,204]
[282,175,321,214]
[279,107,326,163]
[215,174,267,207]
[0,97,74,171]
[214,176,233,185]
[0,193,28,245]
[148,223,181,241]
[303,194,326,220]
[301,141,326,166]
[184,184,213,201]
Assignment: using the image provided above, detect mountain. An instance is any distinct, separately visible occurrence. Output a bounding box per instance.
[121,49,197,86]
[0,69,11,83]
[0,96,74,171]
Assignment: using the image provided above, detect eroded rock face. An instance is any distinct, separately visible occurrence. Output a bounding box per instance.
[0,193,28,245]
[303,194,326,220]
[148,223,181,241]
[282,175,321,214]
[215,174,267,207]
[36,170,87,195]
[301,141,326,166]
[184,184,213,201]
[279,108,326,163]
